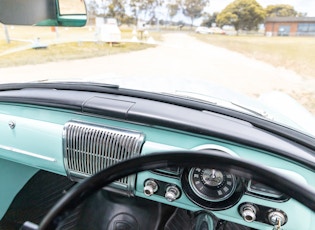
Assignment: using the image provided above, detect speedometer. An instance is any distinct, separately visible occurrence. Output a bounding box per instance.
[181,167,243,210]
[189,168,237,202]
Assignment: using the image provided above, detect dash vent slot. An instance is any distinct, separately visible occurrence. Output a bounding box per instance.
[63,120,145,194]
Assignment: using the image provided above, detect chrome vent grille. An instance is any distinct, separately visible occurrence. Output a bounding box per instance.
[63,120,145,191]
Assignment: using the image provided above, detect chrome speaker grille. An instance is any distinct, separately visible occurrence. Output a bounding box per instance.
[63,120,145,193]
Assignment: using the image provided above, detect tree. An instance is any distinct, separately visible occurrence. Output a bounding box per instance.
[216,0,265,31]
[265,4,297,17]
[120,15,136,26]
[182,0,209,26]
[86,0,99,16]
[104,0,127,23]
[297,12,307,17]
[167,1,180,23]
[86,0,127,24]
[130,0,164,21]
[201,12,218,27]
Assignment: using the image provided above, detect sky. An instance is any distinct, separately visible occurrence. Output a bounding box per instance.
[209,0,315,16]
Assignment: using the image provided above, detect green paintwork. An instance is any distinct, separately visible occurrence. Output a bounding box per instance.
[57,15,87,27]
[0,159,38,219]
[36,16,87,27]
[35,16,87,27]
[35,19,58,26]
[135,169,313,229]
[32,15,87,27]
[0,113,66,175]
[0,102,314,229]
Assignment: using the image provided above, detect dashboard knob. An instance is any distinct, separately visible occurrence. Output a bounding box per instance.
[268,211,286,226]
[240,204,257,222]
[165,185,180,202]
[143,179,158,196]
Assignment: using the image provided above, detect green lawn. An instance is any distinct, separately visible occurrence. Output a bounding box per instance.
[0,25,155,67]
[194,34,315,79]
[0,41,153,67]
[194,34,315,116]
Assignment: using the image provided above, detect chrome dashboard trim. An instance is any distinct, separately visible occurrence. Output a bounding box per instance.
[192,144,239,158]
[0,144,56,162]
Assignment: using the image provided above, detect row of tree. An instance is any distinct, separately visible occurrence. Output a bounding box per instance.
[87,0,209,26]
[212,0,305,31]
[86,0,305,30]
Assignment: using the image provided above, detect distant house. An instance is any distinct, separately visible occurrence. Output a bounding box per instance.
[265,17,315,36]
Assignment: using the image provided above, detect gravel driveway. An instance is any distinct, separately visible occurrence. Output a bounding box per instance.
[1,32,314,114]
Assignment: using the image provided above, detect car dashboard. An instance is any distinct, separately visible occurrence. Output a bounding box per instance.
[0,86,314,230]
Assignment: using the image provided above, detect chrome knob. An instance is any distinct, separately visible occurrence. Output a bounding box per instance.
[8,120,16,129]
[240,204,256,222]
[143,179,158,196]
[165,185,180,202]
[268,211,286,226]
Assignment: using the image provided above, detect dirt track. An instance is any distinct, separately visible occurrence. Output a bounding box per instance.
[1,33,314,114]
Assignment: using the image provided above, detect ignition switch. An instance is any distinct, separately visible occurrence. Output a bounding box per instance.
[268,211,287,230]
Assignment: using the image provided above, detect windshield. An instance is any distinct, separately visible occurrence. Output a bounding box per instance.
[1,0,315,138]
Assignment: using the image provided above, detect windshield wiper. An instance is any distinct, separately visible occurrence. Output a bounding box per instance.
[230,102,273,120]
[0,81,119,91]
[166,91,273,120]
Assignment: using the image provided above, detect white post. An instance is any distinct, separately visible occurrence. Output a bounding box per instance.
[3,25,10,43]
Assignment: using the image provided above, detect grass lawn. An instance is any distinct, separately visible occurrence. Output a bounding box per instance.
[194,34,315,79]
[0,42,153,67]
[0,25,156,67]
[194,34,315,116]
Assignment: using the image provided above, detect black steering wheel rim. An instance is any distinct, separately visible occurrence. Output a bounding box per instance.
[39,150,315,229]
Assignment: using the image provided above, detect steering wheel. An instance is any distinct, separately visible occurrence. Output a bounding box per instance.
[36,151,315,230]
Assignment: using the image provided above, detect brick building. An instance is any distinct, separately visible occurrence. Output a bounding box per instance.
[265,17,315,36]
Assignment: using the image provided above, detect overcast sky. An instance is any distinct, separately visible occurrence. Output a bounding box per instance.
[209,0,315,16]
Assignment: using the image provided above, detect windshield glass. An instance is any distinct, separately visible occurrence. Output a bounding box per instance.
[1,0,315,137]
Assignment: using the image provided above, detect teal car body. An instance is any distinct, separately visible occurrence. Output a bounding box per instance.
[0,1,315,230]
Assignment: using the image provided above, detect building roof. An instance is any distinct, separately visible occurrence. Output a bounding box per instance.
[265,17,315,23]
